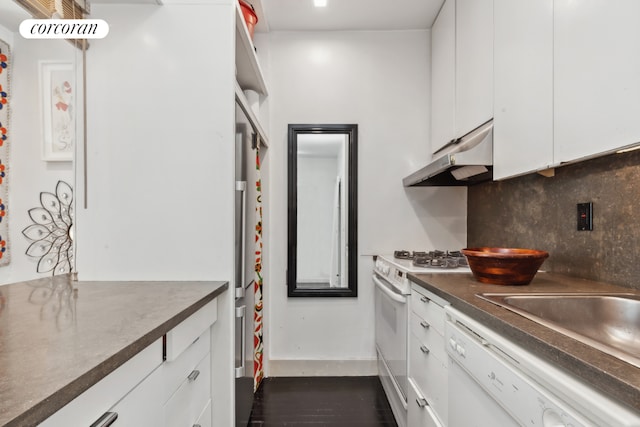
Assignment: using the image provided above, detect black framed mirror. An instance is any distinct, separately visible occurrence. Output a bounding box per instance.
[287,124,358,297]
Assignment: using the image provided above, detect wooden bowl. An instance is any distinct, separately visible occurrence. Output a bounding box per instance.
[461,247,549,285]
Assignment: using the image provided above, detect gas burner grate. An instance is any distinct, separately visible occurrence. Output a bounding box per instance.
[394,249,468,268]
[411,250,469,269]
[413,256,462,269]
[393,250,413,259]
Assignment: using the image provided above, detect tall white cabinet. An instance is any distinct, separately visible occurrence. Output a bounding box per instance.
[76,3,237,282]
[75,1,267,425]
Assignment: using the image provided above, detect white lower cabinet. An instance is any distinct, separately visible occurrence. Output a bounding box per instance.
[39,339,164,427]
[409,333,447,424]
[40,299,218,426]
[108,363,165,427]
[162,328,211,404]
[407,378,443,427]
[164,352,211,427]
[161,299,216,427]
[407,283,448,427]
[194,399,212,427]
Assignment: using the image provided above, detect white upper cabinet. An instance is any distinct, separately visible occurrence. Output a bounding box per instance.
[493,0,553,180]
[554,0,640,163]
[493,0,640,179]
[431,0,493,155]
[455,0,493,138]
[431,0,456,154]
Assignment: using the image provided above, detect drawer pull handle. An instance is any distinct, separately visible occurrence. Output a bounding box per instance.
[193,425,202,427]
[90,412,118,427]
[420,321,430,329]
[420,296,429,303]
[420,345,430,354]
[188,369,200,382]
[416,397,428,408]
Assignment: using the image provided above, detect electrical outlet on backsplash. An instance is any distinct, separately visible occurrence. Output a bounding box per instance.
[467,149,640,290]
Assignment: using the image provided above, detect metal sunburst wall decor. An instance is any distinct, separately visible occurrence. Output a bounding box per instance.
[22,181,74,275]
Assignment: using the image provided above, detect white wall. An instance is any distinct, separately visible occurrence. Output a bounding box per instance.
[256,30,467,375]
[0,27,75,285]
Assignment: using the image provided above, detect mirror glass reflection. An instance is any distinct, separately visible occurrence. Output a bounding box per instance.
[287,124,357,297]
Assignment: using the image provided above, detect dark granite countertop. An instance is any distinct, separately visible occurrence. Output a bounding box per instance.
[0,275,228,427]
[408,271,640,414]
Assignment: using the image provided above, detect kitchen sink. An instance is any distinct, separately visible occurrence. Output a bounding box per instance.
[476,292,640,369]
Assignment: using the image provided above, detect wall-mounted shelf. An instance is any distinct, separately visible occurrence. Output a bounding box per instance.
[235,82,269,148]
[236,1,268,95]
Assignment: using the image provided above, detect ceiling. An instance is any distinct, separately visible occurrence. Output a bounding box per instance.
[0,1,30,32]
[257,0,445,32]
[1,0,445,33]
[87,0,445,32]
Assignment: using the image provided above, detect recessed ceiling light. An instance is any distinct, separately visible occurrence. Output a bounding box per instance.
[314,0,327,7]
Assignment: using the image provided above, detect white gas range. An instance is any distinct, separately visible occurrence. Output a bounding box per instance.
[374,251,472,295]
[373,251,471,427]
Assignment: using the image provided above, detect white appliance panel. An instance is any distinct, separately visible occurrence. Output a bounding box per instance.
[374,275,408,401]
[445,307,640,427]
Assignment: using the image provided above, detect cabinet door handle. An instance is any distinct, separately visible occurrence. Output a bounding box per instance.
[420,296,429,303]
[420,345,430,354]
[420,320,430,329]
[193,425,202,427]
[81,42,89,209]
[415,397,428,408]
[188,369,200,382]
[90,412,118,427]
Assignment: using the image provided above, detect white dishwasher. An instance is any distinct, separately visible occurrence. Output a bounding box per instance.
[445,307,640,427]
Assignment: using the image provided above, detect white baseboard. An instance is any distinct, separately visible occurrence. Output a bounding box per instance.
[268,359,378,377]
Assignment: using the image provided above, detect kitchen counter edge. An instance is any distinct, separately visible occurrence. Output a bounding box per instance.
[407,271,640,413]
[0,276,228,427]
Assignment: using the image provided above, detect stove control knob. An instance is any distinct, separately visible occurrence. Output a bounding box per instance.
[449,338,457,351]
[542,409,567,427]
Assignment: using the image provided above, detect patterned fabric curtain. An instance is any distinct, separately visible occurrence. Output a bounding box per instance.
[253,146,264,390]
[0,39,10,266]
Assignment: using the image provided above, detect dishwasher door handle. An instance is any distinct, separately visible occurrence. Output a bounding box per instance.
[90,412,118,427]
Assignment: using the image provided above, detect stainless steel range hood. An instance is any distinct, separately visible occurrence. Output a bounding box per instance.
[403,119,493,187]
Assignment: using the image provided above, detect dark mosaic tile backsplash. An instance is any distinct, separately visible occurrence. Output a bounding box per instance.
[467,149,640,290]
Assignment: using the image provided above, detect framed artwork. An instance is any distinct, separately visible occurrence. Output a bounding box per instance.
[40,61,74,162]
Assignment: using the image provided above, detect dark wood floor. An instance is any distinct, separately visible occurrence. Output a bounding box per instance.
[247,376,398,426]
